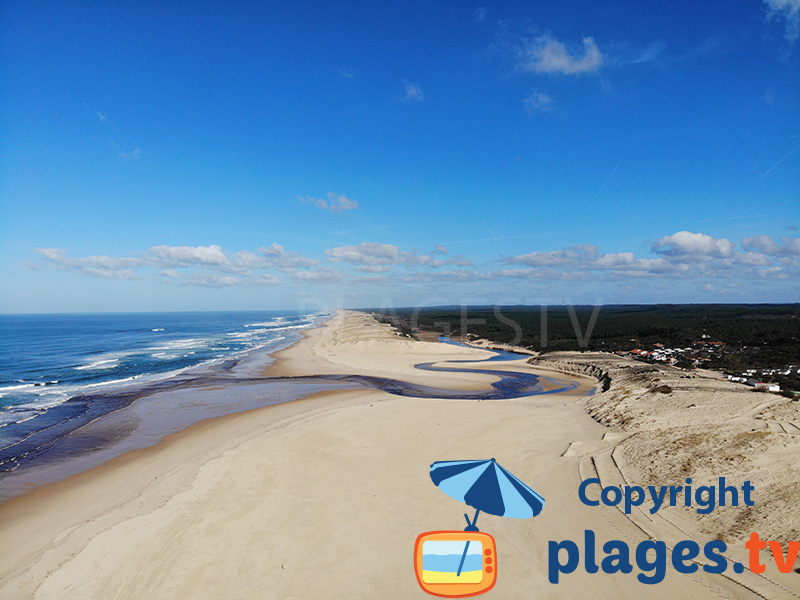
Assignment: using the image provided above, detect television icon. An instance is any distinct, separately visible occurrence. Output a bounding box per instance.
[413,531,497,597]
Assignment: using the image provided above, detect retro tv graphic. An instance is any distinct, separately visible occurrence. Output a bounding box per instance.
[414,531,497,598]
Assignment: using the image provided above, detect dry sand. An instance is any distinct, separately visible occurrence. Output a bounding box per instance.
[0,311,798,599]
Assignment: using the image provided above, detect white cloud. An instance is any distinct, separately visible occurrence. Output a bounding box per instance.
[252,273,283,286]
[82,267,137,279]
[593,252,637,267]
[148,243,318,274]
[473,6,488,23]
[34,248,139,269]
[736,252,772,266]
[399,269,490,284]
[503,244,600,267]
[652,231,735,259]
[119,148,141,160]
[168,272,283,288]
[404,81,424,101]
[358,265,391,273]
[524,91,555,112]
[765,0,800,42]
[31,243,317,287]
[289,267,345,283]
[742,234,782,255]
[29,232,797,293]
[150,244,230,267]
[495,231,800,287]
[520,35,603,75]
[783,237,800,255]
[325,242,472,268]
[300,192,360,213]
[500,236,740,279]
[742,235,800,256]
[351,275,391,285]
[180,274,242,288]
[326,242,400,265]
[33,248,144,279]
[256,243,319,269]
[492,267,590,281]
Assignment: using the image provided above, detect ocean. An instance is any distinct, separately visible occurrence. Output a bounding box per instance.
[0,311,329,495]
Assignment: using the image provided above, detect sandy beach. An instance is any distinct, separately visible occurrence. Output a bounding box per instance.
[1,311,798,599]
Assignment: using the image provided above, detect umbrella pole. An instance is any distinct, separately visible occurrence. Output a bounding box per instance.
[456,509,481,577]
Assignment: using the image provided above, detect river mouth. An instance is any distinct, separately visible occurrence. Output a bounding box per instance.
[0,340,583,501]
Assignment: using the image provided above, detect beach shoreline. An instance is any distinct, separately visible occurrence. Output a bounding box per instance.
[1,311,797,599]
[0,311,330,500]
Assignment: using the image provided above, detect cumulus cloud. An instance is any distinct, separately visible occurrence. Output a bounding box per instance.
[399,269,490,284]
[495,231,799,287]
[289,267,345,283]
[257,243,319,269]
[32,243,319,287]
[742,235,800,256]
[503,244,600,267]
[251,273,283,286]
[736,252,772,266]
[742,234,782,255]
[780,237,800,255]
[652,231,735,259]
[167,273,282,288]
[492,267,591,281]
[520,35,603,75]
[404,81,424,101]
[765,0,800,42]
[358,265,391,273]
[502,236,739,279]
[300,192,360,213]
[178,274,242,288]
[325,242,472,268]
[29,232,797,293]
[150,244,230,267]
[326,242,401,265]
[33,248,144,279]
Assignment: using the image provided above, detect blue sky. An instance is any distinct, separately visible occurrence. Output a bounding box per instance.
[1,0,798,313]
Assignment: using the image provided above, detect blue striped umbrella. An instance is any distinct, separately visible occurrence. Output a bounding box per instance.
[430,458,545,520]
[429,458,545,578]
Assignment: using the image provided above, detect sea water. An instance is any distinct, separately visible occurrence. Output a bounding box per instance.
[0,311,327,478]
